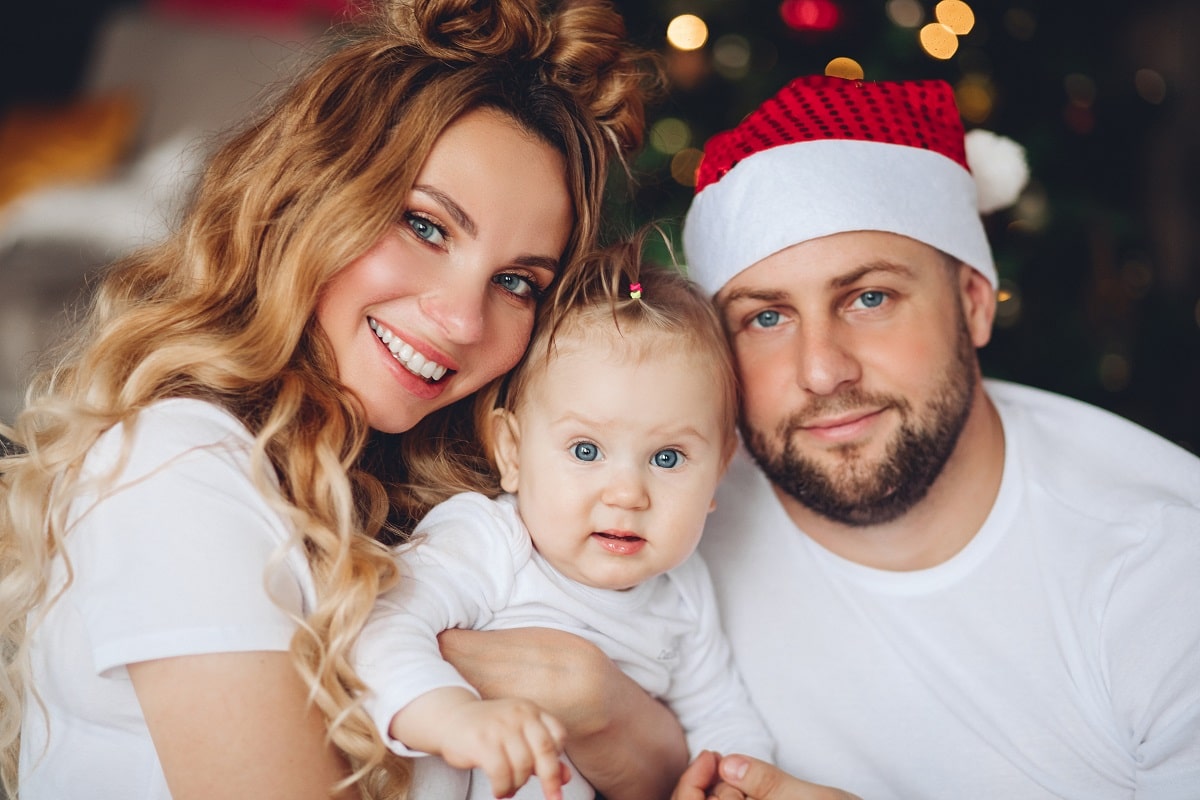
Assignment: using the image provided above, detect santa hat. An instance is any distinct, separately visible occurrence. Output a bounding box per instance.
[682,75,1029,293]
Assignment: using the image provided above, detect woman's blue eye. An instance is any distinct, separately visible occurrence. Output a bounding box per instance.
[572,442,600,462]
[753,310,781,328]
[653,449,683,469]
[406,213,445,245]
[494,273,542,300]
[856,290,886,309]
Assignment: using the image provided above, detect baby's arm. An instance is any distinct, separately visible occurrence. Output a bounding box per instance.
[390,686,569,800]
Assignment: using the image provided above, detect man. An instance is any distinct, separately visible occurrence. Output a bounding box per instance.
[677,75,1200,799]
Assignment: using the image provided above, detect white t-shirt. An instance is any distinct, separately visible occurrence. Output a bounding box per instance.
[356,491,773,799]
[700,380,1200,800]
[19,399,316,800]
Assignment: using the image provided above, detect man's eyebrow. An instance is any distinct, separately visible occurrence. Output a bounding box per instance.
[829,261,917,289]
[717,286,789,310]
[413,184,477,237]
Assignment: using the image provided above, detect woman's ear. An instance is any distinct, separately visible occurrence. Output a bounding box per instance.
[491,409,521,494]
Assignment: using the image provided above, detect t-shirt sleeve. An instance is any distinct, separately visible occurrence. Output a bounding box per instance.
[665,554,776,762]
[354,492,525,756]
[65,406,307,677]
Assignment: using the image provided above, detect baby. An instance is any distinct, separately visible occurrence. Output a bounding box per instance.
[356,236,773,799]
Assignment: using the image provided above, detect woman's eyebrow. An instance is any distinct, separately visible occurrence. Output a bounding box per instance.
[414,184,477,237]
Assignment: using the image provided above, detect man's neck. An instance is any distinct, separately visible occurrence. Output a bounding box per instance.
[775,386,1006,572]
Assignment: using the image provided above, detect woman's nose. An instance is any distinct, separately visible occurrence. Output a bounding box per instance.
[421,275,487,344]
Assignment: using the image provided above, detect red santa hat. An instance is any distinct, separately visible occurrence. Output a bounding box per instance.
[682,75,1029,293]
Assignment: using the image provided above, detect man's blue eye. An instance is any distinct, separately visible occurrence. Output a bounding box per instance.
[572,442,599,462]
[653,449,683,469]
[754,310,781,328]
[858,291,885,308]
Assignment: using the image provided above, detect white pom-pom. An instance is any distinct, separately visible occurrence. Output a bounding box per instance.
[964,128,1029,214]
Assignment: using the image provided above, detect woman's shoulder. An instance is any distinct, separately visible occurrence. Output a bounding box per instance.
[83,398,256,486]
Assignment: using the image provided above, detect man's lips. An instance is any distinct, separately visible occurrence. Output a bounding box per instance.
[799,408,886,442]
[592,530,646,555]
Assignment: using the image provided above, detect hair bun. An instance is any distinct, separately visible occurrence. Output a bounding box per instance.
[393,0,550,62]
[544,0,663,157]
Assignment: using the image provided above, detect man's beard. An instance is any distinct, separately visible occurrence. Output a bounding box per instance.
[743,319,977,527]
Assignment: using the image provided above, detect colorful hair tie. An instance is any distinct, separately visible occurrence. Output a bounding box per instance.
[629,282,643,300]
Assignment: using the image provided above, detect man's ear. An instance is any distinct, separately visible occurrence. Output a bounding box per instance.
[960,264,998,349]
[491,409,521,494]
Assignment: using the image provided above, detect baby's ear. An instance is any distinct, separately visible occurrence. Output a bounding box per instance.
[491,409,521,494]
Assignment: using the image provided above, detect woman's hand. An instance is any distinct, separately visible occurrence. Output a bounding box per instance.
[439,626,688,799]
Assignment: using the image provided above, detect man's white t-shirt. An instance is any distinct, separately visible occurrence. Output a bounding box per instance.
[700,380,1200,799]
[19,399,315,799]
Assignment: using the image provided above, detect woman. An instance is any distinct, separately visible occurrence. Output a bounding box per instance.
[0,1,668,797]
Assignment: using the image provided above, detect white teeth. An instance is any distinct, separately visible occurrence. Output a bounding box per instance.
[367,317,451,382]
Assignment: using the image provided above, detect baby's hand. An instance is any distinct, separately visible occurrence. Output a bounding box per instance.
[439,697,569,800]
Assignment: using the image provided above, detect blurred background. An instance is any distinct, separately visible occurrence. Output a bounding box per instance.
[2,0,1197,453]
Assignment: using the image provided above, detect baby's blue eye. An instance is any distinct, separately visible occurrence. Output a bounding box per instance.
[653,449,683,469]
[857,291,885,309]
[572,442,600,462]
[753,310,781,328]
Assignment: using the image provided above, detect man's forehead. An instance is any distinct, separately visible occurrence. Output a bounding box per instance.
[714,232,953,301]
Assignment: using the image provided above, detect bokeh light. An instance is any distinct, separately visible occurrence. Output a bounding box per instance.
[995,279,1022,328]
[671,148,704,187]
[935,0,975,35]
[919,22,959,59]
[1064,73,1097,106]
[1004,8,1037,41]
[824,57,864,80]
[954,74,994,123]
[885,0,924,29]
[667,14,708,51]
[650,117,692,155]
[1134,68,1167,104]
[780,0,842,32]
[713,34,752,80]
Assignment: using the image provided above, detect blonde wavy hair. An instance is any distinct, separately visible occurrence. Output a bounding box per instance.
[0,0,659,796]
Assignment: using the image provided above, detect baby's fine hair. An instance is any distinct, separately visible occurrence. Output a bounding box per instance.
[476,230,740,476]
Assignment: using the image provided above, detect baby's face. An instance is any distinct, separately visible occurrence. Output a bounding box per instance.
[493,331,728,591]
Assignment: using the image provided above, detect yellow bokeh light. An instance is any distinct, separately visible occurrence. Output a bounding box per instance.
[935,0,975,35]
[824,57,864,81]
[994,279,1022,328]
[650,117,692,155]
[667,14,708,51]
[954,75,994,123]
[670,148,704,187]
[919,22,959,60]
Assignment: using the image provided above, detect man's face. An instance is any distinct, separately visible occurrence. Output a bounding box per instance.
[715,231,993,526]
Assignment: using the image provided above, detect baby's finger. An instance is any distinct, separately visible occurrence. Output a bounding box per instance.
[528,713,567,800]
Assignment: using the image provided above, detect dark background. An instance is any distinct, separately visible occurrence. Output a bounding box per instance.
[3,0,1198,453]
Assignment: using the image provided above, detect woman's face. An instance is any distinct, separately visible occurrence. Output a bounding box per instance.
[317,108,573,433]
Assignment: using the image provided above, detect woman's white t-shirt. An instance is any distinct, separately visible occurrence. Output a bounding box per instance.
[19,399,316,799]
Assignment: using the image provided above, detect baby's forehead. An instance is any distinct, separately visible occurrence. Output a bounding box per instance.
[551,317,694,360]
